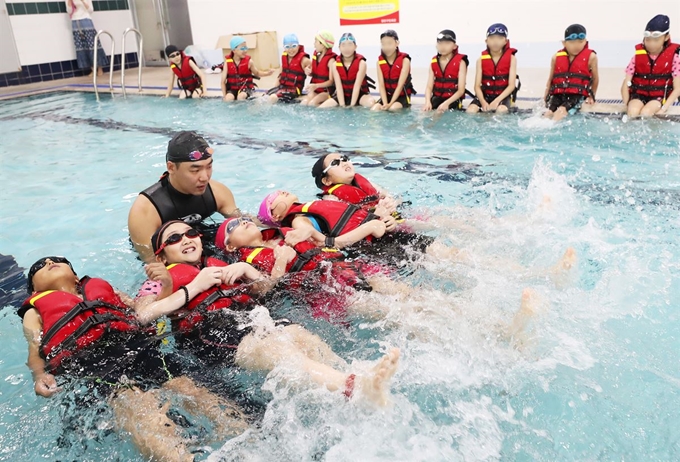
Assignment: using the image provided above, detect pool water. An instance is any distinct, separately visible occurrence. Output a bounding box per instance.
[1,92,679,461]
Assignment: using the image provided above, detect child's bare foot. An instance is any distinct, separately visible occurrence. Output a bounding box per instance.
[355,348,400,406]
[550,247,577,288]
[507,288,545,349]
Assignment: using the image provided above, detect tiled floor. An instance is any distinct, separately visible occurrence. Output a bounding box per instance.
[1,66,678,115]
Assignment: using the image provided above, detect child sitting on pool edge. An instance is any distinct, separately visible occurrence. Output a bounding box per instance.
[621,14,680,118]
[319,33,376,108]
[467,24,518,114]
[267,34,311,104]
[544,24,599,122]
[222,36,275,102]
[423,29,468,112]
[301,30,337,107]
[163,45,206,99]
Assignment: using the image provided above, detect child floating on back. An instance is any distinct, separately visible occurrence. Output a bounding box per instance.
[621,14,680,118]
[423,29,468,112]
[221,36,274,102]
[544,24,599,121]
[467,24,518,114]
[164,45,206,99]
[319,33,376,108]
[268,34,311,103]
[371,30,416,111]
[301,31,337,107]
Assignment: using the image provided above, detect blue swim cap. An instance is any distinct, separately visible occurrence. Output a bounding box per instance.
[230,36,246,50]
[283,33,299,46]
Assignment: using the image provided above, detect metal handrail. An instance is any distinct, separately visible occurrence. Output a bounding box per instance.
[121,28,144,97]
[93,30,115,102]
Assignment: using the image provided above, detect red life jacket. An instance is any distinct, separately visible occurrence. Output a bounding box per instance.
[378,50,415,99]
[281,201,376,237]
[170,52,202,93]
[630,42,680,100]
[166,259,252,333]
[311,50,337,93]
[321,173,380,209]
[550,45,595,97]
[335,53,371,101]
[21,277,140,371]
[431,51,468,99]
[279,45,309,95]
[236,228,345,275]
[480,42,517,98]
[225,53,255,92]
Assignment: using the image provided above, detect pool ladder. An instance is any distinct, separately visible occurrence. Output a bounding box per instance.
[93,28,144,102]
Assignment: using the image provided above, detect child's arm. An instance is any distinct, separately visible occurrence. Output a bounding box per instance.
[437,61,467,112]
[490,55,518,109]
[659,76,680,114]
[134,267,223,324]
[423,66,435,111]
[221,60,229,99]
[587,53,599,103]
[165,71,176,98]
[376,61,388,107]
[332,64,346,106]
[350,60,368,106]
[188,59,207,96]
[544,55,557,102]
[620,74,632,105]
[333,219,387,248]
[473,57,487,110]
[250,60,274,78]
[307,59,335,93]
[23,309,59,397]
[387,57,411,108]
[270,246,297,279]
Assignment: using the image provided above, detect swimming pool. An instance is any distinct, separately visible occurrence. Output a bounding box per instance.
[1,92,679,461]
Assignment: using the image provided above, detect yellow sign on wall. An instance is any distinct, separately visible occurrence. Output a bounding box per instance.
[338,0,399,26]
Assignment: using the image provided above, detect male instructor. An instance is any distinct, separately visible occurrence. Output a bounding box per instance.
[129,131,240,262]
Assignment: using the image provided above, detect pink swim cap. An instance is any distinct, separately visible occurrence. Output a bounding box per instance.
[258,191,281,227]
[214,217,239,251]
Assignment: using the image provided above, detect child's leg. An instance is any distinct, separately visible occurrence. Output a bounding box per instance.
[309,92,330,107]
[111,387,194,462]
[224,93,236,102]
[388,101,404,111]
[359,94,376,108]
[626,99,644,117]
[235,327,400,405]
[178,91,187,100]
[370,101,383,111]
[640,99,662,117]
[466,102,481,113]
[495,104,510,114]
[237,91,249,101]
[551,106,569,122]
[504,288,548,350]
[161,376,250,440]
[319,97,339,108]
[267,94,279,103]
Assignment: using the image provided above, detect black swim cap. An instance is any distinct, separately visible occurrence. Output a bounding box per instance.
[166,131,213,163]
[165,45,180,58]
[564,24,587,39]
[312,154,331,189]
[27,256,75,293]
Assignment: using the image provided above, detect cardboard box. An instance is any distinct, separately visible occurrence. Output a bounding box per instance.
[216,32,280,70]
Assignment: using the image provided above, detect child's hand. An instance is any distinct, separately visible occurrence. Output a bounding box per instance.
[306,83,318,92]
[382,214,397,232]
[304,65,312,76]
[274,245,297,264]
[422,101,432,112]
[437,101,450,113]
[263,69,275,76]
[285,228,313,246]
[34,372,60,397]
[192,267,224,291]
[221,262,260,284]
[377,197,397,214]
[487,100,499,111]
[585,96,595,105]
[145,263,173,290]
[658,103,669,115]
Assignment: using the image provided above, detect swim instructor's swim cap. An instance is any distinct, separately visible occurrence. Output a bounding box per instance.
[167,131,213,163]
[258,192,281,227]
[230,36,246,49]
[316,30,335,49]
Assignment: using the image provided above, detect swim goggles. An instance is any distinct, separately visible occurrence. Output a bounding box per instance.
[437,33,456,42]
[322,155,351,174]
[187,147,213,161]
[27,256,75,291]
[486,26,508,37]
[225,217,254,240]
[339,33,356,44]
[168,52,181,58]
[237,46,248,51]
[155,229,202,255]
[284,43,299,49]
[643,29,669,38]
[565,32,587,41]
